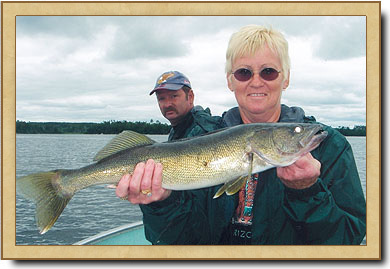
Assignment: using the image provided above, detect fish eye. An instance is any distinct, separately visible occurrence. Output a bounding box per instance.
[294,126,303,133]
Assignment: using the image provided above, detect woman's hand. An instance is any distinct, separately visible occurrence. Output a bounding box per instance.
[116,159,172,204]
[276,153,321,189]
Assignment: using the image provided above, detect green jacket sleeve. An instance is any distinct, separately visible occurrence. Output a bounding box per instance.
[140,189,209,244]
[140,186,234,244]
[282,126,366,244]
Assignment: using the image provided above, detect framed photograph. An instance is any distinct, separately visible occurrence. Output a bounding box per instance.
[1,1,381,260]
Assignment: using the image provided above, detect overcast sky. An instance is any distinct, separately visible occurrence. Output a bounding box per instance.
[16,16,366,128]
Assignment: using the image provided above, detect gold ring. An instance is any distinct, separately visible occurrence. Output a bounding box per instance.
[141,189,152,196]
[120,195,128,200]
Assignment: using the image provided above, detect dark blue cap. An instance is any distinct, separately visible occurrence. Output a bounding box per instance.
[150,71,191,95]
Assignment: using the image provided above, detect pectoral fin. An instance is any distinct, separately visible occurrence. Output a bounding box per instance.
[224,153,254,195]
[213,176,247,199]
[213,153,254,199]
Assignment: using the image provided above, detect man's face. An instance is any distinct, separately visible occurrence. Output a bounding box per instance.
[156,88,194,126]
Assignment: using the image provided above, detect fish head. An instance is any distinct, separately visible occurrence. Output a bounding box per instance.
[249,123,328,167]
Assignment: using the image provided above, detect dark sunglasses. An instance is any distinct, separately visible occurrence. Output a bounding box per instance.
[232,67,281,82]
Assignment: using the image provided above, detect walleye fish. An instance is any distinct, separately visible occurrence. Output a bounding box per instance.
[17,123,327,234]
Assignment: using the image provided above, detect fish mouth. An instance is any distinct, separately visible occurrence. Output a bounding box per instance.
[299,125,328,152]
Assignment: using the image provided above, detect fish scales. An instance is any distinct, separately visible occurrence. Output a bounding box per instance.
[64,126,251,191]
[155,128,249,188]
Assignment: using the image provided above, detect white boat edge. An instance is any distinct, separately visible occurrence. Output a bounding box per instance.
[73,220,145,245]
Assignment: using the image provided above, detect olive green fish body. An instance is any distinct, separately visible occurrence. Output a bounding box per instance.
[60,126,254,192]
[16,123,327,234]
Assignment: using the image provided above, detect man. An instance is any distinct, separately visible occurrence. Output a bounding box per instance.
[116,70,223,208]
[149,71,222,141]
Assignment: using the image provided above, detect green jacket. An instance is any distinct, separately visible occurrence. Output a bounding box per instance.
[140,105,366,245]
[167,105,223,141]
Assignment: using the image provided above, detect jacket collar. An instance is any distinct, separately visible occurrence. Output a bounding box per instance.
[222,104,306,127]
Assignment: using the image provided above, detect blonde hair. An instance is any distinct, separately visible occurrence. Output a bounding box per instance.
[225,25,290,79]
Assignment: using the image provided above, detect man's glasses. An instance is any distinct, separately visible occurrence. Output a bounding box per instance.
[232,67,281,82]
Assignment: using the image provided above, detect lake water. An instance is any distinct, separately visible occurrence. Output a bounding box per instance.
[15,134,366,245]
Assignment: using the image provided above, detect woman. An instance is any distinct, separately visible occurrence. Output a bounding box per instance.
[116,25,366,245]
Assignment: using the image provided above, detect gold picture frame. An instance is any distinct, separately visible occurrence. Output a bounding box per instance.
[1,1,381,260]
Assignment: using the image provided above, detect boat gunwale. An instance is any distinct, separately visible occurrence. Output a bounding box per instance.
[73,221,144,245]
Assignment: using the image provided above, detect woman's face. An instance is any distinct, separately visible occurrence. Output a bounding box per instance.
[227,46,289,123]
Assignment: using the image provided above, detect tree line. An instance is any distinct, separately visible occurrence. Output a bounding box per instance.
[16,120,171,135]
[16,120,366,136]
[335,125,366,136]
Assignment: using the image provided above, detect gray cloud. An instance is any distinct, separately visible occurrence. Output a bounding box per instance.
[16,16,95,38]
[105,17,189,61]
[16,16,366,127]
[16,16,366,61]
[313,17,366,60]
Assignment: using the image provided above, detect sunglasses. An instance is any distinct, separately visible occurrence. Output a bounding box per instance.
[232,67,281,82]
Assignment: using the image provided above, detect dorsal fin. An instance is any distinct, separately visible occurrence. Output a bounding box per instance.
[93,130,156,162]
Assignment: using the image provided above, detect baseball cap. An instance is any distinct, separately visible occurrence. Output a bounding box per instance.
[150,71,191,95]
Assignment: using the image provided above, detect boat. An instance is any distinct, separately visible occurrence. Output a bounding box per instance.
[73,221,151,245]
[74,220,367,245]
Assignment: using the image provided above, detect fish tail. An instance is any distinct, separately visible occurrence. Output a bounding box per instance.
[16,170,73,234]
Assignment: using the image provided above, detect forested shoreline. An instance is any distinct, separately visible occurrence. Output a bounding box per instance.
[16,120,366,136]
[16,120,171,135]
